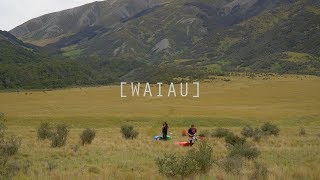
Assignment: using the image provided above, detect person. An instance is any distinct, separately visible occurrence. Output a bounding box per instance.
[162,122,169,140]
[188,124,197,146]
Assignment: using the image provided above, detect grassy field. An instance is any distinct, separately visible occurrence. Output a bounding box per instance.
[1,74,320,179]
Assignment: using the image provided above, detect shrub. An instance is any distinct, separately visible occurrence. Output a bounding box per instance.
[225,133,246,146]
[121,125,139,139]
[156,141,214,177]
[156,153,186,177]
[0,117,22,179]
[241,126,254,137]
[211,128,231,138]
[220,156,243,175]
[253,128,263,142]
[50,124,69,148]
[71,144,80,153]
[37,122,53,140]
[261,122,280,136]
[249,161,268,180]
[0,136,22,156]
[88,166,100,174]
[0,112,5,121]
[228,143,260,160]
[199,130,210,137]
[0,113,6,140]
[80,128,96,145]
[188,141,214,174]
[299,127,306,136]
[47,161,57,171]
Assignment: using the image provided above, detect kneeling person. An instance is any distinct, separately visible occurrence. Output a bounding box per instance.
[188,125,197,146]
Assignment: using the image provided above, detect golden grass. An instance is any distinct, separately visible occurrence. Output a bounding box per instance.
[1,74,320,179]
[9,127,320,179]
[1,74,319,122]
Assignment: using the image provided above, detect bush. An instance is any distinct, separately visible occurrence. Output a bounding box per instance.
[71,144,80,153]
[47,161,57,171]
[253,128,263,142]
[0,136,21,156]
[0,117,22,179]
[188,141,214,174]
[220,156,243,175]
[50,124,69,148]
[80,128,96,145]
[211,128,231,138]
[249,161,268,180]
[37,122,52,140]
[88,166,101,174]
[241,126,254,137]
[299,127,306,136]
[225,133,246,146]
[261,122,280,136]
[121,125,139,139]
[0,112,5,121]
[199,130,210,137]
[228,143,260,160]
[0,113,6,140]
[156,141,214,177]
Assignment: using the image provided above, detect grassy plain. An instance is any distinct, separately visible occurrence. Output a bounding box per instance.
[0,74,320,179]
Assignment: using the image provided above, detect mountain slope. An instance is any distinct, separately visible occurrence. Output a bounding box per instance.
[0,30,44,63]
[8,0,320,77]
[10,0,163,46]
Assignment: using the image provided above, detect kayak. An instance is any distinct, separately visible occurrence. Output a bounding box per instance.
[175,141,190,147]
[153,135,172,140]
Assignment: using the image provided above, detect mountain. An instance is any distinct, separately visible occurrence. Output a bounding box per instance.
[4,0,320,89]
[0,30,45,64]
[0,30,142,89]
[10,0,163,46]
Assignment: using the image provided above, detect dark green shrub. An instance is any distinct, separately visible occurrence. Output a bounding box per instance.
[50,124,69,148]
[241,126,254,137]
[37,122,53,140]
[225,133,246,146]
[211,128,231,138]
[228,143,260,160]
[261,122,280,136]
[80,128,96,145]
[156,141,214,177]
[220,156,244,175]
[121,125,139,139]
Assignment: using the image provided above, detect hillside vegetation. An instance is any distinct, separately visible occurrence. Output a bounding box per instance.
[1,0,320,90]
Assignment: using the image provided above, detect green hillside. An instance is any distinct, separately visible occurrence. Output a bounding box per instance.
[2,0,320,89]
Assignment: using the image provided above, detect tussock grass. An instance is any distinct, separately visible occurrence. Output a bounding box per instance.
[0,75,319,179]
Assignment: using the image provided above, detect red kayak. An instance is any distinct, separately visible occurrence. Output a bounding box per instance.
[175,141,190,147]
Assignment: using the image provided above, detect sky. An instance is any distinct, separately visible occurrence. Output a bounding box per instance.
[0,0,104,31]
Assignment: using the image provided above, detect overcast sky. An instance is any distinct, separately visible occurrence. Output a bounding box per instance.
[0,0,104,31]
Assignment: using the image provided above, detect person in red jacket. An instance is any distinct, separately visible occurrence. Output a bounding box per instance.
[188,124,197,146]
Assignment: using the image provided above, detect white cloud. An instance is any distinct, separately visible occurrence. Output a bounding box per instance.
[0,0,104,31]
